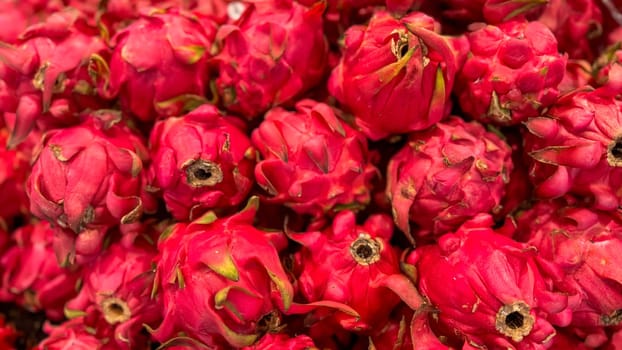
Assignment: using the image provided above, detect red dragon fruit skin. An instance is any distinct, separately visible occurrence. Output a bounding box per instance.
[151,198,295,348]
[514,198,622,347]
[26,111,156,260]
[328,10,463,141]
[252,99,377,219]
[289,210,423,333]
[212,0,328,120]
[456,20,566,126]
[386,116,513,243]
[523,88,622,211]
[405,214,571,349]
[241,332,317,350]
[89,8,217,122]
[0,221,81,321]
[64,242,161,349]
[0,9,108,147]
[147,104,256,221]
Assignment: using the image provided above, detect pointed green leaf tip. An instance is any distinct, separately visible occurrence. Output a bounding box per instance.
[194,211,218,225]
[64,307,87,319]
[204,248,239,282]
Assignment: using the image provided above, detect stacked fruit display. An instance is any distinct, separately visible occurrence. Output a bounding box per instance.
[0,0,622,349]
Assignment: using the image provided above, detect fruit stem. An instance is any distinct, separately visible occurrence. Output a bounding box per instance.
[495,301,534,342]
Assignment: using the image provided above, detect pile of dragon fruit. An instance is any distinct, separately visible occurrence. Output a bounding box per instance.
[2,0,622,349]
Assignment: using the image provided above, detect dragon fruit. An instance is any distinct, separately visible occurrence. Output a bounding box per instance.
[0,316,17,350]
[64,242,160,349]
[26,111,156,263]
[147,104,256,221]
[523,88,622,211]
[0,127,37,226]
[151,198,294,348]
[252,99,377,219]
[328,10,464,140]
[288,210,423,333]
[386,116,513,243]
[404,214,571,349]
[0,221,80,321]
[211,0,328,119]
[514,198,622,347]
[89,8,217,122]
[432,0,547,24]
[591,42,622,94]
[0,9,107,147]
[456,20,566,126]
[241,333,316,350]
[537,0,603,60]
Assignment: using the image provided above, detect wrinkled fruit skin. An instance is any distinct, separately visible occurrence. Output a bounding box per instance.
[456,20,566,125]
[252,99,377,218]
[328,10,463,140]
[514,199,622,348]
[147,104,255,221]
[386,116,513,242]
[290,210,422,333]
[26,112,156,251]
[406,214,571,349]
[65,243,161,349]
[93,8,217,122]
[152,200,294,348]
[523,89,622,211]
[212,0,328,119]
[0,9,107,147]
[0,221,80,321]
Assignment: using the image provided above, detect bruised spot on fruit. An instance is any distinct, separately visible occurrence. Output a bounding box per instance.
[607,136,622,167]
[185,159,224,187]
[256,310,283,334]
[390,30,410,61]
[350,233,382,265]
[495,301,535,342]
[101,297,131,325]
[601,309,622,326]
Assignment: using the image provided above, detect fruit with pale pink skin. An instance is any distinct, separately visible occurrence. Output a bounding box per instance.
[64,242,160,349]
[523,88,622,211]
[151,198,294,348]
[212,0,328,119]
[90,8,217,122]
[514,198,622,348]
[0,221,80,321]
[456,20,566,126]
[26,111,156,263]
[252,99,377,219]
[147,104,256,221]
[328,10,463,140]
[289,210,423,333]
[405,214,571,349]
[386,116,513,243]
[0,9,107,147]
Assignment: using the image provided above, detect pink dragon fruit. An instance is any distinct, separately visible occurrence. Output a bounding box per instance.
[591,42,622,95]
[386,116,513,243]
[537,0,603,60]
[252,99,377,219]
[151,198,294,348]
[404,214,572,349]
[0,316,17,350]
[64,242,160,349]
[147,104,256,221]
[90,8,217,122]
[289,210,423,333]
[328,10,464,140]
[558,59,592,93]
[514,198,622,348]
[0,9,108,147]
[241,333,317,349]
[523,88,622,211]
[0,127,37,226]
[26,111,156,263]
[433,0,547,24]
[456,20,566,126]
[211,0,328,119]
[0,221,80,321]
